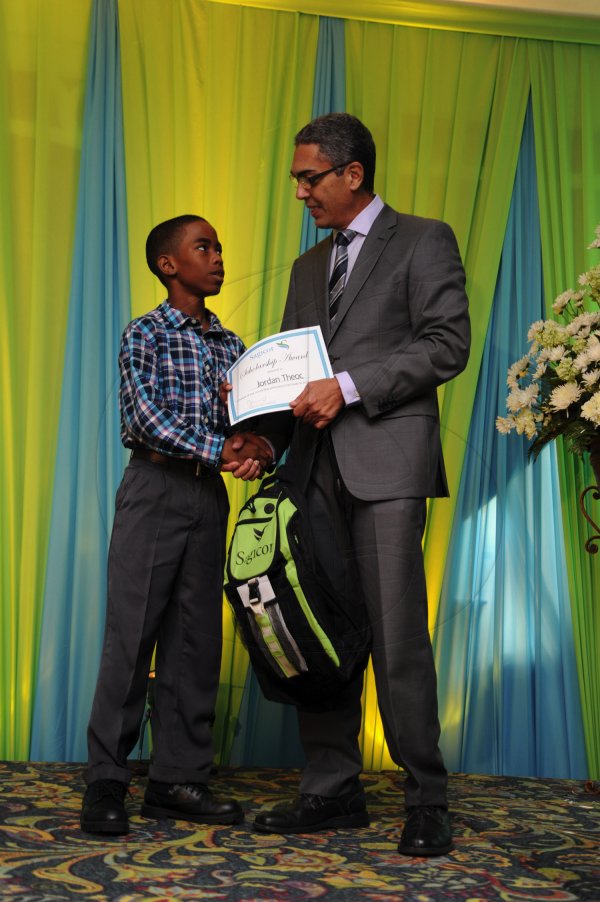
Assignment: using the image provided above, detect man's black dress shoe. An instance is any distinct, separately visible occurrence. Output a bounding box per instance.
[80,779,129,834]
[253,788,369,834]
[141,781,244,825]
[397,806,453,856]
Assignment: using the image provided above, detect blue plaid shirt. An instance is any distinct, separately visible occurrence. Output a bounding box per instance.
[119,301,245,467]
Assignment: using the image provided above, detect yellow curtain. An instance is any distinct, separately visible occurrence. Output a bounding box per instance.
[0,0,92,758]
[345,21,529,767]
[118,0,318,757]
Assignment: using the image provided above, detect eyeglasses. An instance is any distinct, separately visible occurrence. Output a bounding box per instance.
[289,161,354,190]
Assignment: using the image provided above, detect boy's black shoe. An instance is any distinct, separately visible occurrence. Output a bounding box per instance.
[397,806,453,856]
[253,788,370,834]
[80,779,129,834]
[141,781,244,825]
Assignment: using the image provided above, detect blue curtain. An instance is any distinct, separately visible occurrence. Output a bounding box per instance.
[228,16,346,768]
[30,0,130,761]
[299,16,346,253]
[433,102,587,778]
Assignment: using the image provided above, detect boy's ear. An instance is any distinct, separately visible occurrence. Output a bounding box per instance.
[157,254,176,278]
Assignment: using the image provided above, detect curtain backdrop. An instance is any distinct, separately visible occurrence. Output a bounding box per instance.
[529,40,600,777]
[29,0,131,762]
[434,104,587,778]
[1,0,599,779]
[0,0,93,759]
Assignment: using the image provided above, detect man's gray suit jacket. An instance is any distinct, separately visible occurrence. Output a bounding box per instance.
[280,203,471,502]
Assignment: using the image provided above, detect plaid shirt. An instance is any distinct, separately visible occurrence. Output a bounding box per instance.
[119,301,245,468]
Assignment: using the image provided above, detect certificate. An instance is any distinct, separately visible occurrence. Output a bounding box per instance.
[227,326,333,425]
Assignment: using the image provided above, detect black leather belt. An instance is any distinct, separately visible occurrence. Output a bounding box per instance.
[131,448,216,478]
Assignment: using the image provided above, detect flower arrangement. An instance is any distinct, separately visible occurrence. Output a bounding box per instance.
[496,225,600,460]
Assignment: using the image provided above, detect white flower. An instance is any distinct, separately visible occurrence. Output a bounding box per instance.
[546,345,566,362]
[586,334,600,363]
[527,320,546,341]
[506,355,530,388]
[581,394,600,426]
[496,416,514,434]
[574,351,590,371]
[506,384,538,412]
[582,369,600,387]
[514,409,538,439]
[588,224,600,249]
[552,290,578,314]
[549,383,582,410]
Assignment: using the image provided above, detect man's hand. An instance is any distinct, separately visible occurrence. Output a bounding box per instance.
[220,433,273,480]
[290,378,344,429]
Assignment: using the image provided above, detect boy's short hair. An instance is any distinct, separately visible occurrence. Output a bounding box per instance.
[146,215,206,285]
[295,113,376,194]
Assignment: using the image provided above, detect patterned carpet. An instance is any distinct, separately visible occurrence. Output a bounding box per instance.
[0,762,598,901]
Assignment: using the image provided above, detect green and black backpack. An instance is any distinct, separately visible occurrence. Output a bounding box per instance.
[224,470,371,709]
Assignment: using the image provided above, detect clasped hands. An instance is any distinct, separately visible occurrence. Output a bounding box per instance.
[219,376,343,480]
[220,433,273,481]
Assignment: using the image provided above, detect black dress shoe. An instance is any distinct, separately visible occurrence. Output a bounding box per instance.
[141,781,244,825]
[80,779,129,834]
[398,806,453,856]
[253,788,370,834]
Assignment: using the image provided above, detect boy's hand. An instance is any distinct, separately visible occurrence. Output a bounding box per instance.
[219,380,232,406]
[220,433,273,480]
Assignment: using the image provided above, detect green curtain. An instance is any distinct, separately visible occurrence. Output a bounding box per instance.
[345,20,529,768]
[207,0,600,45]
[529,40,600,777]
[117,0,318,759]
[0,0,93,758]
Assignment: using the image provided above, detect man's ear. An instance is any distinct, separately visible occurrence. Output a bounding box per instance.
[347,162,365,192]
[157,254,176,279]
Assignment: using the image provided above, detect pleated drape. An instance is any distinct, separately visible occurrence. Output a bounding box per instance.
[529,41,600,778]
[0,0,93,758]
[29,0,131,762]
[434,104,587,778]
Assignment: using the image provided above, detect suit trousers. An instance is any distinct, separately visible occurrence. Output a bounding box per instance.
[297,436,448,808]
[85,457,229,786]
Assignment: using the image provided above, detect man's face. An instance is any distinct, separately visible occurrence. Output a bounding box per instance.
[290,143,359,230]
[163,220,225,297]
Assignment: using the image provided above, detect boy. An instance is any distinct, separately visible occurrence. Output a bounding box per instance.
[81,215,273,834]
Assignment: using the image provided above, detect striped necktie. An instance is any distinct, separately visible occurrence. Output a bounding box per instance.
[328,229,356,321]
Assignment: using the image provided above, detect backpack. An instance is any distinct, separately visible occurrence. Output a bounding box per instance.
[224,470,372,709]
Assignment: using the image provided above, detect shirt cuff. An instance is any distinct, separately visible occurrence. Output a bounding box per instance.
[335,372,361,406]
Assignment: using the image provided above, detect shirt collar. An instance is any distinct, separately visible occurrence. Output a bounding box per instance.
[334,194,384,241]
[159,300,223,333]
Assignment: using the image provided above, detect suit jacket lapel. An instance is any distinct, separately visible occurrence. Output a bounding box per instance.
[329,205,398,341]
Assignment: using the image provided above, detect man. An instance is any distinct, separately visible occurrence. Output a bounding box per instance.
[253,114,470,856]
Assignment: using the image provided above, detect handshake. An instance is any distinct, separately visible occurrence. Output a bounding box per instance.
[220,432,274,482]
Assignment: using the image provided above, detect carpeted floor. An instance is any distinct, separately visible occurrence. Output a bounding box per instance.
[0,762,598,901]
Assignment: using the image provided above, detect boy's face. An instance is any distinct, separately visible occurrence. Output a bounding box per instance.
[160,220,225,298]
